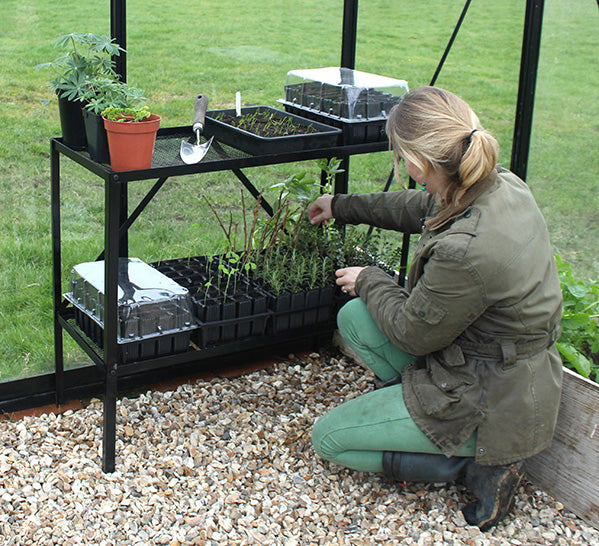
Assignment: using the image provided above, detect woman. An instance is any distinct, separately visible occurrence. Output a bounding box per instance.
[308,86,563,530]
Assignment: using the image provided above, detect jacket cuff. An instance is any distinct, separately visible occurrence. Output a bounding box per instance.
[331,193,349,221]
[355,266,400,298]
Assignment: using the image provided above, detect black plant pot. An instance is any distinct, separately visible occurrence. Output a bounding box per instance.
[268,285,336,334]
[82,109,110,163]
[192,291,270,348]
[57,93,87,150]
[194,295,222,346]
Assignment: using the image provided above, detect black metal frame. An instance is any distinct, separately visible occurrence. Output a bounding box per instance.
[510,0,545,180]
[340,0,543,183]
[50,128,386,472]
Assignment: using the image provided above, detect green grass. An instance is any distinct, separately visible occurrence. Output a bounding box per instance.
[0,0,597,380]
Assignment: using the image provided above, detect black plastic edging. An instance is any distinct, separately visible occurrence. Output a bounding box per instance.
[0,331,332,414]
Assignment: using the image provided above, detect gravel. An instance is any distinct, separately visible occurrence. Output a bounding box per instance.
[1,350,598,546]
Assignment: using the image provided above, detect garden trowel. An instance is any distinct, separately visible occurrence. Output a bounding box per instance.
[180,93,214,164]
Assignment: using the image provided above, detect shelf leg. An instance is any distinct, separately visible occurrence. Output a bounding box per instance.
[102,174,122,472]
[51,141,65,406]
[102,363,118,473]
[334,156,350,194]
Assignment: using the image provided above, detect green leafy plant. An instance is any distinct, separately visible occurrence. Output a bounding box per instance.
[554,254,599,381]
[35,33,124,103]
[198,158,402,298]
[82,77,146,115]
[263,156,344,242]
[270,156,342,205]
[101,105,152,122]
[202,255,216,305]
[218,261,236,301]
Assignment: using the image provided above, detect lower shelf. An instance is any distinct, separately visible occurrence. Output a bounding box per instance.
[64,255,351,365]
[73,307,193,364]
[0,320,337,413]
[152,256,345,348]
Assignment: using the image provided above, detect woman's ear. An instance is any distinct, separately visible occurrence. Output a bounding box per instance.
[418,158,433,177]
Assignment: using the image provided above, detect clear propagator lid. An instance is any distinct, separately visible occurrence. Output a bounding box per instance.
[65,257,195,343]
[282,67,409,121]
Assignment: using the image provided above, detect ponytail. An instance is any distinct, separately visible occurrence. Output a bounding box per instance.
[455,128,499,204]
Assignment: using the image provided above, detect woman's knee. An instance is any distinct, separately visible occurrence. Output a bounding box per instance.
[311,413,340,463]
[337,298,369,342]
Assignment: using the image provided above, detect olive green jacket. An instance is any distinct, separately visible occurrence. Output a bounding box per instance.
[332,167,563,465]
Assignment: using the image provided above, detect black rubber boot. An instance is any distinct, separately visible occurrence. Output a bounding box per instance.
[382,452,524,530]
[462,461,525,531]
[382,451,472,483]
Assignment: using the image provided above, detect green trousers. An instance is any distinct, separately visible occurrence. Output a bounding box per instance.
[311,298,476,472]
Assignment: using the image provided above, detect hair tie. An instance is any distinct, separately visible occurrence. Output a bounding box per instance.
[468,129,478,142]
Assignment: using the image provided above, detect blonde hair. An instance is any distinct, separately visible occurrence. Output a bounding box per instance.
[386,86,499,205]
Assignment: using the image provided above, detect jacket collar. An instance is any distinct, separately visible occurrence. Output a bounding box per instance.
[425,169,498,231]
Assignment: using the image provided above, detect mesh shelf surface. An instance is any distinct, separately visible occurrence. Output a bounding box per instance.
[151,129,251,168]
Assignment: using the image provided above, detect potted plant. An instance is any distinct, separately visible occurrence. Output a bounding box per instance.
[101,105,161,171]
[35,33,125,150]
[81,78,146,163]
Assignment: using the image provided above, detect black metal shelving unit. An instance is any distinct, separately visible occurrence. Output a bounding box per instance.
[51,125,388,472]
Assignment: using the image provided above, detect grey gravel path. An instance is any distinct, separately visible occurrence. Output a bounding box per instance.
[1,351,598,545]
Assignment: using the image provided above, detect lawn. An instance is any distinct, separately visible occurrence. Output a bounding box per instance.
[0,0,597,380]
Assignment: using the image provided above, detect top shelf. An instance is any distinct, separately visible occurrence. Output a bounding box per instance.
[51,125,389,183]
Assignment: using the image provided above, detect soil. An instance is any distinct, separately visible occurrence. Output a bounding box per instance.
[215,109,318,138]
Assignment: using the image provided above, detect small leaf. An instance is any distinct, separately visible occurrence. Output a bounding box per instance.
[556,341,591,378]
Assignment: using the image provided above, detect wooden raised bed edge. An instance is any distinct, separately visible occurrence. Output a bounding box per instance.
[526,367,599,530]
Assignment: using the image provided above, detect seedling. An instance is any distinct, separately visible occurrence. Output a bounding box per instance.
[213,108,318,138]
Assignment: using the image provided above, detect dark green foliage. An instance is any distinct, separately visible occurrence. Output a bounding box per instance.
[554,254,599,381]
[35,33,124,102]
[36,33,146,115]
[203,159,403,296]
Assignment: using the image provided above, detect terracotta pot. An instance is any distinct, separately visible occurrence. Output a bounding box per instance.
[103,114,161,171]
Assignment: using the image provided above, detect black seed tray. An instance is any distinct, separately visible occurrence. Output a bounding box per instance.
[73,307,192,363]
[205,106,342,155]
[267,285,335,334]
[191,291,272,348]
[281,102,388,145]
[151,256,272,347]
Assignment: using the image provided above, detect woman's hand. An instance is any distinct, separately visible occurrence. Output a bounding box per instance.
[308,194,334,225]
[335,267,366,297]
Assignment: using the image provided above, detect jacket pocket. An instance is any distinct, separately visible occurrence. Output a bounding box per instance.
[410,290,447,325]
[410,347,480,420]
[410,369,456,414]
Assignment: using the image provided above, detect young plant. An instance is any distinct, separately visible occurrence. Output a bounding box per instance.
[225,249,242,294]
[316,156,344,195]
[203,255,216,305]
[82,77,146,115]
[101,105,152,122]
[554,254,599,381]
[35,33,125,104]
[218,261,236,302]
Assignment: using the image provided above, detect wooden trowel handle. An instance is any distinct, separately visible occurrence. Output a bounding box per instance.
[192,94,209,133]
